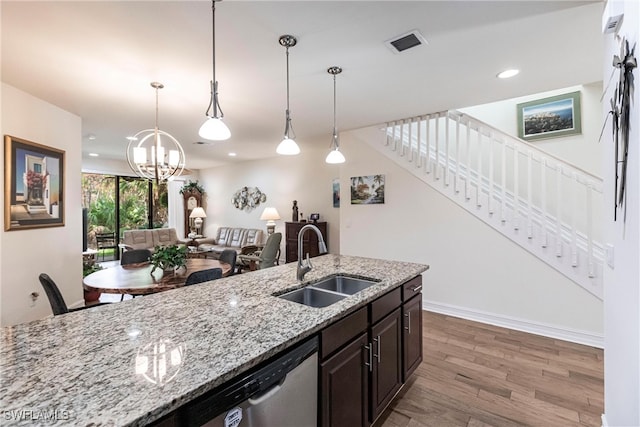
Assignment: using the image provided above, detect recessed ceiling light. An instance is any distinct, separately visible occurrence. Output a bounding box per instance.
[497,69,519,79]
[87,134,96,141]
[228,152,237,157]
[89,153,99,157]
[126,136,137,141]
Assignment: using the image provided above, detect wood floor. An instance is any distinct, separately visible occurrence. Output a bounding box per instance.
[374,311,604,427]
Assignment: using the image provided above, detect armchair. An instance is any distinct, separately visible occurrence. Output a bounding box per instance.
[238,232,282,272]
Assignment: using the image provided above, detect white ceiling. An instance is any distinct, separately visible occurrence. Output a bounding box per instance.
[1,1,603,170]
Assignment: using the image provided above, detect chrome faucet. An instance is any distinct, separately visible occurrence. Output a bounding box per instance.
[297,224,328,281]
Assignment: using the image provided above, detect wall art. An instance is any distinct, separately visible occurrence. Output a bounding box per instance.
[350,174,385,205]
[332,178,340,208]
[517,91,582,141]
[232,186,266,212]
[4,135,65,231]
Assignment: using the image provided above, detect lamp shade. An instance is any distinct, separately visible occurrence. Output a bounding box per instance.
[189,207,207,218]
[276,137,300,155]
[260,207,281,221]
[325,148,346,164]
[199,117,231,141]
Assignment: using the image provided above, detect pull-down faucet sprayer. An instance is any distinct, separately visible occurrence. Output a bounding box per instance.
[296,224,327,281]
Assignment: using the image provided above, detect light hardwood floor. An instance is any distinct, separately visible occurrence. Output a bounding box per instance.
[374,311,604,427]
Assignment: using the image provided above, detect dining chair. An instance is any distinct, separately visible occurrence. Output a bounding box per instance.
[185,268,223,286]
[219,249,237,275]
[39,273,108,316]
[121,249,151,265]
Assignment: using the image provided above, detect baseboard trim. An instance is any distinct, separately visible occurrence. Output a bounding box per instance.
[601,413,608,427]
[423,300,604,349]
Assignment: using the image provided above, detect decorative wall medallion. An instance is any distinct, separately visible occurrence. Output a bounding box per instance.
[232,187,267,212]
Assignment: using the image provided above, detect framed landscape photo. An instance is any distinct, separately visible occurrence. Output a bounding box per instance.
[350,174,385,205]
[517,91,582,141]
[4,135,65,231]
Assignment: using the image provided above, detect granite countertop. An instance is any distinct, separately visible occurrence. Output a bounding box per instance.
[0,254,428,426]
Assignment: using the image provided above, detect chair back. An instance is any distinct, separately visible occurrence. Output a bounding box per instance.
[219,249,237,274]
[121,249,151,265]
[185,268,223,286]
[259,232,282,270]
[38,273,69,315]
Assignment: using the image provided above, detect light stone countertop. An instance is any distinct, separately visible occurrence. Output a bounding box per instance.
[0,254,428,426]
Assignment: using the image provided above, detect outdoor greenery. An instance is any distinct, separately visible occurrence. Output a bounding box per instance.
[82,173,169,249]
[150,245,188,273]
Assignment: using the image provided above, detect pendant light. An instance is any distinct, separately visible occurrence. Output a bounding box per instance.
[276,35,300,155]
[325,66,345,164]
[126,82,185,183]
[199,0,231,141]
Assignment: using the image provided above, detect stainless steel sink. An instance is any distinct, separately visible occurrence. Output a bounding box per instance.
[310,275,380,295]
[278,287,347,308]
[277,275,381,308]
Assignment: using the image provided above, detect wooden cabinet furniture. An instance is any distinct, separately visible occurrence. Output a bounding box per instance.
[285,221,327,263]
[319,276,422,427]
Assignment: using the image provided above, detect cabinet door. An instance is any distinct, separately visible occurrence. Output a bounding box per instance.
[403,293,423,381]
[320,333,369,427]
[370,308,402,421]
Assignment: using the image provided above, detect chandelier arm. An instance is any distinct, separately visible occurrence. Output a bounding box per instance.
[214,81,224,119]
[204,80,214,117]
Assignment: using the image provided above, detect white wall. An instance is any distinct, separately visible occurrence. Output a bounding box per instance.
[460,83,603,177]
[1,83,83,326]
[602,1,640,425]
[340,126,603,341]
[198,142,341,258]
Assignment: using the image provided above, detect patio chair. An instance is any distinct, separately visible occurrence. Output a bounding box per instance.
[95,232,118,262]
[219,249,237,275]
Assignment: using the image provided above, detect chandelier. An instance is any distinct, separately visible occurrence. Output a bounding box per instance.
[126,82,185,183]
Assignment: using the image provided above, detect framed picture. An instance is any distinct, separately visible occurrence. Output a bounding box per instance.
[332,178,340,208]
[4,135,65,231]
[517,91,582,141]
[350,174,385,205]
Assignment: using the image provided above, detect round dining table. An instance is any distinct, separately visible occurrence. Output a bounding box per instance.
[83,258,231,296]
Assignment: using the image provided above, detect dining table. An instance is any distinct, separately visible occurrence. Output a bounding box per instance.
[83,258,231,296]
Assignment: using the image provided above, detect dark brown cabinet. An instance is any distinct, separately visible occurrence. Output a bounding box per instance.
[370,308,403,421]
[403,293,423,381]
[320,276,422,427]
[320,333,370,427]
[285,221,327,263]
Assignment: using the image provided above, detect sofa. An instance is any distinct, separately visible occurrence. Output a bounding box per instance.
[122,228,197,253]
[198,227,264,258]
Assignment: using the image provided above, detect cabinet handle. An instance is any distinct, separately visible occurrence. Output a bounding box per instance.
[373,336,381,363]
[411,285,422,293]
[404,312,411,334]
[364,344,373,372]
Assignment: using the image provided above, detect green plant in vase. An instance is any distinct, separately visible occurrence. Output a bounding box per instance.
[150,245,188,275]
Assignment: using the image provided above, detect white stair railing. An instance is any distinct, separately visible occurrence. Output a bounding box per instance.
[383,110,604,299]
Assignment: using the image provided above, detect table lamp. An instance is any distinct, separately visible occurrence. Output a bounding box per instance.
[260,207,281,235]
[189,207,207,236]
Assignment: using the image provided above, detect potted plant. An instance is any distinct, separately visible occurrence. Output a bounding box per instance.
[150,245,188,275]
[179,180,205,195]
[82,261,103,303]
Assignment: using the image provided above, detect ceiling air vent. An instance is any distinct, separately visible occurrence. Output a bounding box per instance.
[385,30,428,54]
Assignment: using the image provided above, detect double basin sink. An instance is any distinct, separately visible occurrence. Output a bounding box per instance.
[277,275,381,308]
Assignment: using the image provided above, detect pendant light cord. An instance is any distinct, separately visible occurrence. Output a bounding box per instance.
[283,45,295,138]
[205,0,224,120]
[332,73,337,137]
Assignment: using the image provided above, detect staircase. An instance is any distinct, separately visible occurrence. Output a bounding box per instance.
[378,110,604,299]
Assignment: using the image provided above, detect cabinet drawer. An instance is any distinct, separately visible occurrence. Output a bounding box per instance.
[370,287,401,325]
[321,306,368,359]
[402,276,422,302]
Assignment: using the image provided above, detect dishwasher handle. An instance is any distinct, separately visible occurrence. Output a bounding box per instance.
[247,383,282,406]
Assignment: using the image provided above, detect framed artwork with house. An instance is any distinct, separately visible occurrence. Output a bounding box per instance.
[4,135,65,231]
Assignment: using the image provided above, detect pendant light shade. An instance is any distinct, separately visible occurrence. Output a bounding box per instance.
[126,82,185,183]
[325,66,345,164]
[276,35,300,155]
[199,0,230,141]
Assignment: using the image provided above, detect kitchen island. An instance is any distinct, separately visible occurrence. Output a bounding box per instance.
[0,254,428,426]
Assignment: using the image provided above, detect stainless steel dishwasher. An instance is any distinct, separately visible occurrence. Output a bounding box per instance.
[181,337,318,427]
